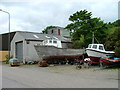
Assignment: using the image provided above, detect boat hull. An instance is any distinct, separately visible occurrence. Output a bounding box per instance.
[100,57,120,66]
[89,56,100,64]
[86,49,114,64]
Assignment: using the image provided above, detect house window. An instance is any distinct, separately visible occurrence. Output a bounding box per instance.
[51,30,54,34]
[53,41,57,43]
[92,45,97,49]
[49,40,52,43]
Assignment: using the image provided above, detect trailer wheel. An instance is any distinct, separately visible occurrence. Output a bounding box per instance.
[88,62,92,66]
[76,64,82,69]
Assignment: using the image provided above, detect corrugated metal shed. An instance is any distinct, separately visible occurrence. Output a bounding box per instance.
[0,32,16,51]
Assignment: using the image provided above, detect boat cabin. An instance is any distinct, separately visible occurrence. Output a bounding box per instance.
[87,44,105,51]
[43,38,62,48]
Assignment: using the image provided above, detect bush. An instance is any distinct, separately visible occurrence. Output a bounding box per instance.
[72,40,85,49]
[114,40,120,57]
[5,55,13,64]
[115,47,120,58]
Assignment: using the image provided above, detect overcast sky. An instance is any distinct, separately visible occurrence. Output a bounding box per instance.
[0,0,119,34]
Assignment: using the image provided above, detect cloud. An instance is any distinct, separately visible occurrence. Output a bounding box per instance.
[0,0,119,34]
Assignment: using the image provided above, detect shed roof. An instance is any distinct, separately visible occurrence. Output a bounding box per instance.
[16,31,71,42]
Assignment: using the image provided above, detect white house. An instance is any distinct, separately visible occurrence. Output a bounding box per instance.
[11,31,72,63]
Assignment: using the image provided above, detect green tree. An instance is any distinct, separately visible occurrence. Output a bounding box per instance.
[66,9,107,48]
[115,40,120,57]
[105,20,120,57]
[112,19,120,27]
[71,35,85,49]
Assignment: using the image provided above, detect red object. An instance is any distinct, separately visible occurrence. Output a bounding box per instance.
[89,56,100,64]
[58,29,60,35]
[100,57,120,66]
[38,60,49,67]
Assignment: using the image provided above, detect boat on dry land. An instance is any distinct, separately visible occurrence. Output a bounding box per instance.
[86,32,115,64]
[100,57,120,67]
[42,54,85,65]
[86,44,115,64]
[9,58,20,66]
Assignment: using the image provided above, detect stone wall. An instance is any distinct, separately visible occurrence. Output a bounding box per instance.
[34,45,85,59]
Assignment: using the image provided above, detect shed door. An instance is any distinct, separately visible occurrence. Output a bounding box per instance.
[16,41,23,61]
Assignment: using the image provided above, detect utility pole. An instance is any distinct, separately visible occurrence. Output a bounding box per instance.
[0,9,10,60]
[92,32,94,44]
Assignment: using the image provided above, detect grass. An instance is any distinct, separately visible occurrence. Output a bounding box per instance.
[2,60,9,64]
[105,66,120,70]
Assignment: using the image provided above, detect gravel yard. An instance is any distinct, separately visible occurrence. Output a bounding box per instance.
[2,64,119,88]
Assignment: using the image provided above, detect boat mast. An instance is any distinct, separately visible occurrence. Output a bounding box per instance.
[92,32,94,44]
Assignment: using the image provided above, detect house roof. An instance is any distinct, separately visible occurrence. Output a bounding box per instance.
[16,31,71,42]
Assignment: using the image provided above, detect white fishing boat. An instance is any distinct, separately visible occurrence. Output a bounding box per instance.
[86,33,115,64]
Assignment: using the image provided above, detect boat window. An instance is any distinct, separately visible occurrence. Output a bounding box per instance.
[49,40,52,43]
[44,40,48,44]
[53,41,57,43]
[88,45,92,48]
[99,46,104,50]
[92,45,97,49]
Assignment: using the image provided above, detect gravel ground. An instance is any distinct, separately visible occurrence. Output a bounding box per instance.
[2,64,119,88]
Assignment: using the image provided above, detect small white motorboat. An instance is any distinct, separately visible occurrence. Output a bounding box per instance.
[86,44,115,64]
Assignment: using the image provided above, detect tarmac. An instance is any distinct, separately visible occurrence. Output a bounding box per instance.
[2,64,119,88]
